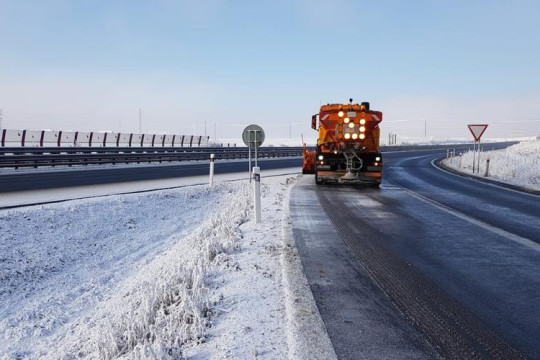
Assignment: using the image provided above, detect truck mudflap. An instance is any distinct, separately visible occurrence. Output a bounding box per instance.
[316,170,382,185]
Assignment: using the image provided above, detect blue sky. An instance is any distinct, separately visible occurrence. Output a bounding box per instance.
[1,0,539,142]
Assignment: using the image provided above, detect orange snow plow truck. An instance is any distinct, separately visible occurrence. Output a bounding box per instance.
[303,99,383,187]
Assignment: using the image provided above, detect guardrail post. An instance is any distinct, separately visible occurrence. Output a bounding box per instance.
[22,130,27,147]
[209,153,215,187]
[253,166,261,224]
[40,131,45,147]
[484,158,490,177]
[1,129,5,147]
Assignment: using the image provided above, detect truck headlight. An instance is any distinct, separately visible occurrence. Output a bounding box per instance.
[376,156,381,161]
[360,126,366,132]
[344,133,351,139]
[359,134,365,140]
[360,119,366,125]
[318,155,324,160]
[344,117,350,124]
[338,111,344,117]
[352,133,358,139]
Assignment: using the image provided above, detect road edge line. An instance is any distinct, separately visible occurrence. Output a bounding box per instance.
[400,183,540,251]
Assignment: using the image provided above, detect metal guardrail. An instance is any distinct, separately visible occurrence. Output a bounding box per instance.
[0,146,304,168]
[380,142,518,153]
[0,143,517,169]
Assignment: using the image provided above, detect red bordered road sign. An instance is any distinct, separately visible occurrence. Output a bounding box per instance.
[468,124,489,142]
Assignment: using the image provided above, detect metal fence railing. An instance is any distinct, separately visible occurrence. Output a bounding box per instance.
[0,129,210,148]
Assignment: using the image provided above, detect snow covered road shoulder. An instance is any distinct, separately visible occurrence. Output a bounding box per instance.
[442,140,540,191]
[1,175,335,359]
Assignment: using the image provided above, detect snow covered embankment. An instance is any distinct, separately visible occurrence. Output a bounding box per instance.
[442,140,540,191]
[1,176,335,359]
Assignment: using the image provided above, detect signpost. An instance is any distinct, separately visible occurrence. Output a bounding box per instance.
[242,125,265,224]
[242,124,265,181]
[467,124,488,173]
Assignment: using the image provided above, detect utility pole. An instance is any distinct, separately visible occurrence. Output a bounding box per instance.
[138,109,142,133]
[289,121,291,138]
[424,119,427,138]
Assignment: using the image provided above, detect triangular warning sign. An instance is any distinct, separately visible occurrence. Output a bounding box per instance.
[467,124,488,142]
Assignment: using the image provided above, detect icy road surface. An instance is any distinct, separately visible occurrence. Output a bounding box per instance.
[0,174,335,359]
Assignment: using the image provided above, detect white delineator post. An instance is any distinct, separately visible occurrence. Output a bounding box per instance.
[209,153,215,187]
[253,166,261,224]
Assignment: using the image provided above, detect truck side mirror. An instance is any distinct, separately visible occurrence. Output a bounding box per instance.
[311,115,317,130]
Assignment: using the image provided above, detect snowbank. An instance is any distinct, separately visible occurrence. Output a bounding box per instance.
[442,140,540,191]
[0,175,335,359]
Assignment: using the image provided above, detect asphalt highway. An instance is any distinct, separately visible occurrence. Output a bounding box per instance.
[291,148,540,360]
[0,157,302,193]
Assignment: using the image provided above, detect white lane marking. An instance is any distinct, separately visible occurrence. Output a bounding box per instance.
[431,159,540,199]
[402,186,540,252]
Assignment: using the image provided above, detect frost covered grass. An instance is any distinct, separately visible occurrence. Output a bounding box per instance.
[443,140,540,190]
[64,185,251,359]
[0,183,251,359]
